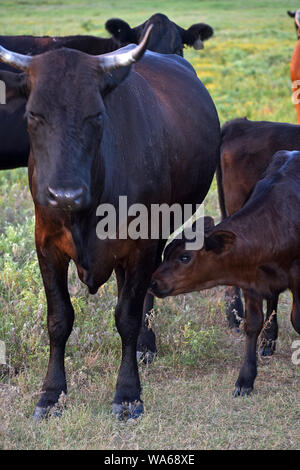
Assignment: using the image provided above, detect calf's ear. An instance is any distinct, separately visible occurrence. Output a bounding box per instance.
[287,11,296,18]
[204,230,236,254]
[0,70,28,102]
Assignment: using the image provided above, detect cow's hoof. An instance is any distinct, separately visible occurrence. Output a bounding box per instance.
[33,406,49,421]
[232,327,241,334]
[136,350,156,364]
[33,405,64,421]
[112,401,144,421]
[259,343,275,357]
[233,386,253,398]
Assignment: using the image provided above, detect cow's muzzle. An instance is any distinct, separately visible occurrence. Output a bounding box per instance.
[47,185,89,211]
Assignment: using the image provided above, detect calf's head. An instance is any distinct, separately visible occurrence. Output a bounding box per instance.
[150,217,237,298]
[0,26,152,211]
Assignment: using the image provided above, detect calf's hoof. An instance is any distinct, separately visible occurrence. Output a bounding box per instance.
[136,350,156,364]
[112,401,144,421]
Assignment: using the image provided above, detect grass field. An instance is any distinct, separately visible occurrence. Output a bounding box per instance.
[0,0,300,450]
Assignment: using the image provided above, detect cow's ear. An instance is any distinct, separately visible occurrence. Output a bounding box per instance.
[100,66,132,94]
[105,18,138,44]
[204,216,215,233]
[204,230,236,254]
[0,71,28,102]
[287,11,296,18]
[182,23,213,49]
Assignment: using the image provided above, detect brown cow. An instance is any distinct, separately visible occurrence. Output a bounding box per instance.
[150,150,300,396]
[218,117,300,355]
[287,10,300,123]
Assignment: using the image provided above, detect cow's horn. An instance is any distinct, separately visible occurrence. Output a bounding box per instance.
[99,24,153,71]
[0,45,32,71]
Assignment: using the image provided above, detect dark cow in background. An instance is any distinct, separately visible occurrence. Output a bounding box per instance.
[287,10,300,38]
[106,12,213,55]
[287,10,300,123]
[151,150,300,397]
[0,26,220,419]
[218,117,300,355]
[0,13,214,170]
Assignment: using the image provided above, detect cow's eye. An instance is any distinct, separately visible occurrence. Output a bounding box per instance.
[27,111,43,123]
[88,112,103,124]
[179,253,191,264]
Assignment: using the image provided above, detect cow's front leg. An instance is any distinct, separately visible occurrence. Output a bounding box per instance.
[112,261,154,420]
[33,244,74,420]
[259,294,279,356]
[234,291,263,397]
[224,285,244,330]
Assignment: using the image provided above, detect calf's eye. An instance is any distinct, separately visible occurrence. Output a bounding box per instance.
[179,253,191,264]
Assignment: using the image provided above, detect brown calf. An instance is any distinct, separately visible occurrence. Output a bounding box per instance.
[151,150,300,396]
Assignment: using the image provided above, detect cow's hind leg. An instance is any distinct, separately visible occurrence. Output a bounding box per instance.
[136,240,166,364]
[259,294,279,357]
[225,286,244,330]
[137,293,157,364]
[33,244,73,420]
[289,262,300,335]
[234,291,263,397]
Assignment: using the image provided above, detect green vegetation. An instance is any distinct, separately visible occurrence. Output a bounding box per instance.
[0,0,299,450]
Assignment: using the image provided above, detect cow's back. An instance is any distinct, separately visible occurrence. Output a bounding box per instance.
[103,51,220,207]
[220,118,300,215]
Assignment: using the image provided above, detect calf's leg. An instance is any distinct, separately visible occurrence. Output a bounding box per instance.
[234,291,263,397]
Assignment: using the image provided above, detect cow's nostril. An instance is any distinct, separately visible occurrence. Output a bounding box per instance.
[150,279,158,290]
[47,186,86,210]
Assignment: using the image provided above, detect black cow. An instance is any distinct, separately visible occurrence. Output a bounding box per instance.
[106,12,213,55]
[0,27,220,419]
[0,13,213,171]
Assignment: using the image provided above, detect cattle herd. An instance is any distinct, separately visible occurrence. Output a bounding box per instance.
[0,10,299,421]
